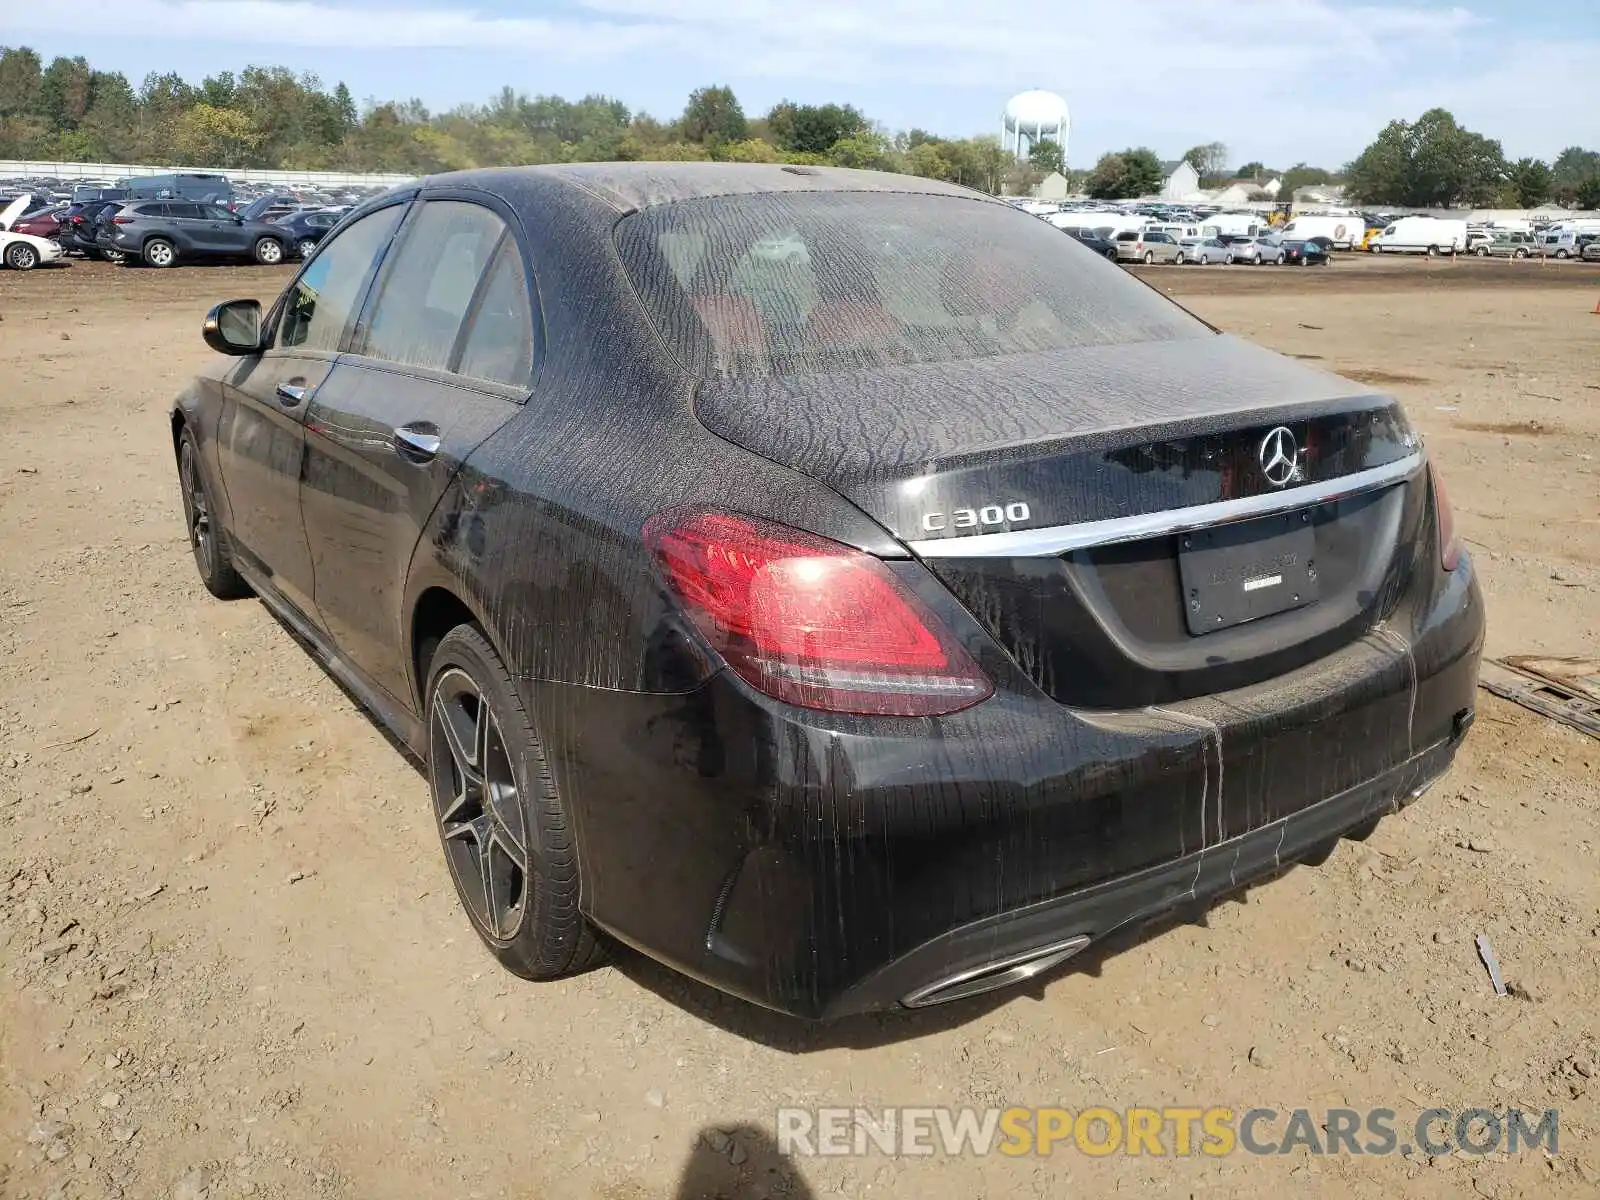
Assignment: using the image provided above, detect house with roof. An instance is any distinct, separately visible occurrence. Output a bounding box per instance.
[1160,159,1200,200]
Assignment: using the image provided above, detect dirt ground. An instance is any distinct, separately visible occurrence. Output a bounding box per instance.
[1,253,1597,1200]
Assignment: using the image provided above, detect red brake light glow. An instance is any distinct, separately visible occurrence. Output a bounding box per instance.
[1431,462,1460,571]
[645,510,992,717]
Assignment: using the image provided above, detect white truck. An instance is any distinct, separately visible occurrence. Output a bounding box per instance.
[1368,216,1468,256]
[1278,214,1365,249]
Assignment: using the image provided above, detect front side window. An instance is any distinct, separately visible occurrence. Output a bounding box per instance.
[357,201,506,372]
[277,204,405,352]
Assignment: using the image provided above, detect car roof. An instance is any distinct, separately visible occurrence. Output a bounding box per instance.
[419,162,995,215]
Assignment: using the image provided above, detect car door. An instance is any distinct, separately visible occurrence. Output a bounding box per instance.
[160,203,209,255]
[196,203,247,253]
[214,201,408,625]
[299,197,536,703]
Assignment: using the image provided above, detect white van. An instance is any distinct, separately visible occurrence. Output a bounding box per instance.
[1201,212,1266,239]
[1538,222,1600,258]
[1279,214,1364,249]
[1369,217,1468,255]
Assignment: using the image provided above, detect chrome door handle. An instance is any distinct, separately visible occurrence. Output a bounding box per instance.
[394,425,441,463]
[275,382,308,406]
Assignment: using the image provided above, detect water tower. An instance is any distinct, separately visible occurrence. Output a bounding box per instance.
[1002,90,1070,165]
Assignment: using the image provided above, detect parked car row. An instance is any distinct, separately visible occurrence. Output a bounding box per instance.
[1069,226,1329,268]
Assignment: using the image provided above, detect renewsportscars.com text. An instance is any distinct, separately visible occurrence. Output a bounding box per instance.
[776,1106,1559,1158]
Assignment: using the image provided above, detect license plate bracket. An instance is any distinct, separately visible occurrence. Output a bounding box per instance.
[1178,510,1318,635]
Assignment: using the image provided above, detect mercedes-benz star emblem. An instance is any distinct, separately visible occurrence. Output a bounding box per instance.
[1258,426,1299,487]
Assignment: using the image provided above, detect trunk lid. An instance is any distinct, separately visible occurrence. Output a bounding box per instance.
[695,336,1427,708]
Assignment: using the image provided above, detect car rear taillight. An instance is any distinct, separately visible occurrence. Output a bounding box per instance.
[645,510,992,716]
[112,215,134,224]
[1430,462,1460,571]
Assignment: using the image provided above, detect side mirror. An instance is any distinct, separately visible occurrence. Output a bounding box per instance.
[203,299,263,356]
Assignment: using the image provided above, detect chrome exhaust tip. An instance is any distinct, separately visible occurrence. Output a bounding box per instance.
[901,934,1092,1008]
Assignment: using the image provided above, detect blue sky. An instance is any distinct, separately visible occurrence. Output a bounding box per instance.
[2,0,1595,168]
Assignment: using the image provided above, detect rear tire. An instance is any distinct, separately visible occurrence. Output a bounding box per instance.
[1475,246,1489,257]
[143,238,176,268]
[252,237,284,265]
[98,248,126,264]
[1514,248,1527,259]
[1142,251,1154,264]
[1104,247,1118,261]
[4,242,39,270]
[296,238,317,259]
[1555,249,1569,259]
[177,431,251,600]
[1426,245,1439,257]
[425,624,607,981]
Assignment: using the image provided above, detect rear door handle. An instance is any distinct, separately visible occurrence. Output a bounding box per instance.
[394,424,442,464]
[275,382,308,406]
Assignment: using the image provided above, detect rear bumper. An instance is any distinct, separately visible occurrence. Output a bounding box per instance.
[825,730,1462,1016]
[532,553,1483,1021]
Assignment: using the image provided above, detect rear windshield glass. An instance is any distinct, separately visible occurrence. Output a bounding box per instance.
[614,192,1209,379]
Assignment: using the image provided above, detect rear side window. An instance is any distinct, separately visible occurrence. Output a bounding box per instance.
[167,203,202,219]
[455,241,537,387]
[277,205,405,352]
[357,201,505,372]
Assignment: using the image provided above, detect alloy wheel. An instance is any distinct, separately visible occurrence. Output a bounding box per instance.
[178,442,214,577]
[6,244,38,270]
[430,669,529,942]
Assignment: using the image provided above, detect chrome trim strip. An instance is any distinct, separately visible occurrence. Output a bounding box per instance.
[907,451,1424,559]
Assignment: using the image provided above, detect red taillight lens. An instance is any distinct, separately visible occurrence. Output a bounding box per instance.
[645,510,992,716]
[112,215,134,224]
[1431,462,1460,571]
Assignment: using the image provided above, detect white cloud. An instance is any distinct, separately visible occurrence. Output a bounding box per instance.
[0,0,1591,162]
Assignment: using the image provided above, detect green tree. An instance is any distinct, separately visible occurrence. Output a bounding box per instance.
[1182,141,1227,183]
[905,140,954,180]
[39,56,94,129]
[679,85,747,145]
[1236,160,1265,180]
[198,71,237,110]
[1576,173,1600,211]
[766,100,867,154]
[1345,109,1504,207]
[1551,146,1600,205]
[170,103,260,167]
[1506,157,1553,208]
[828,133,892,170]
[1028,136,1064,176]
[1085,148,1163,199]
[332,82,357,133]
[1085,153,1129,200]
[717,137,780,163]
[0,46,43,116]
[1279,163,1332,194]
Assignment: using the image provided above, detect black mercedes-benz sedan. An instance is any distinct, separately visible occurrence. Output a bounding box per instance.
[172,163,1483,1019]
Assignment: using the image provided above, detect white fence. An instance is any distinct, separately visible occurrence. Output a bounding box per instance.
[0,159,415,189]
